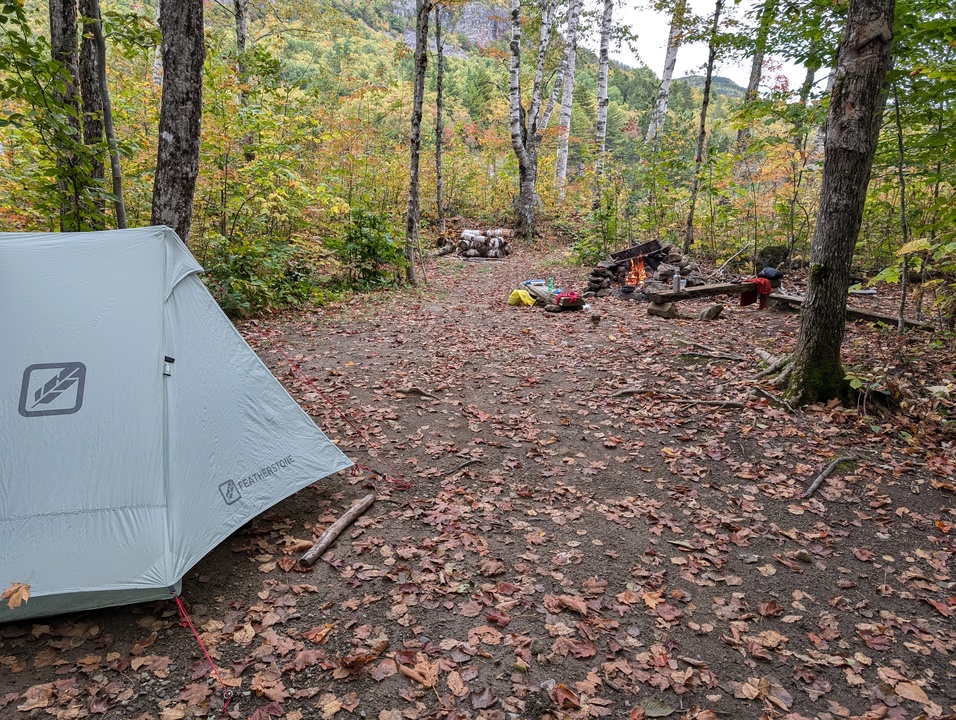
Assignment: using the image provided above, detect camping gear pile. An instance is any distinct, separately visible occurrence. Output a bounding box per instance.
[0,227,352,622]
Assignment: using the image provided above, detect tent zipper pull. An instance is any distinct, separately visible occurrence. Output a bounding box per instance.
[163,356,175,377]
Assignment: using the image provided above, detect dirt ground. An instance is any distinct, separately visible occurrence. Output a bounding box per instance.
[2,243,955,720]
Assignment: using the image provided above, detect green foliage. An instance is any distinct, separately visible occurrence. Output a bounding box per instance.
[201,233,324,317]
[326,208,407,288]
[0,0,110,230]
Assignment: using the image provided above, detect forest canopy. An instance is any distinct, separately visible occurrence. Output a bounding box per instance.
[0,0,954,325]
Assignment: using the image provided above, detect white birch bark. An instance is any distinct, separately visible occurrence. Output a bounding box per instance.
[554,0,582,200]
[509,0,563,239]
[594,0,613,180]
[645,0,685,145]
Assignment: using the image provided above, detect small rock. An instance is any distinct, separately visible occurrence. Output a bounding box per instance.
[648,302,679,319]
[544,304,562,313]
[792,549,813,563]
[698,304,724,321]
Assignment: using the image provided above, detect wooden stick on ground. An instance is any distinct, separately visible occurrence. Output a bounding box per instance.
[445,458,483,477]
[668,399,745,408]
[680,351,747,362]
[297,493,376,568]
[804,457,855,498]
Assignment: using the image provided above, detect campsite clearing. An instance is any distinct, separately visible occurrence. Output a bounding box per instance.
[2,243,954,720]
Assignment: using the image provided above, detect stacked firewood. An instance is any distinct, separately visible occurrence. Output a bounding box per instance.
[457,228,514,258]
[436,228,514,259]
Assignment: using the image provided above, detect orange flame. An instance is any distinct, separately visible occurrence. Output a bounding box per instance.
[625,257,647,286]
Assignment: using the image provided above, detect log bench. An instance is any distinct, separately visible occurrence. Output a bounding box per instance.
[767,293,933,330]
[647,281,758,304]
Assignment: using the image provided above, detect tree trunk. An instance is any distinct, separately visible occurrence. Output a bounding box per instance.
[683,0,722,254]
[786,63,818,266]
[508,0,561,241]
[554,0,582,200]
[404,0,432,285]
[736,0,777,149]
[87,0,126,228]
[49,0,82,231]
[78,0,105,227]
[893,85,909,331]
[645,0,685,145]
[234,0,255,159]
[594,0,613,183]
[784,0,894,405]
[151,0,205,245]
[434,4,445,236]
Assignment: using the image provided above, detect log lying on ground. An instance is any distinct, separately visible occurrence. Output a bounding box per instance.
[297,493,376,568]
[769,293,933,330]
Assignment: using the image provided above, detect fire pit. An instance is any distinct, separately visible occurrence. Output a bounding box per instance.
[585,240,704,300]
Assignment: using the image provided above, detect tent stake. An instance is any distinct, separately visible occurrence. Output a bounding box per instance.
[297,493,376,568]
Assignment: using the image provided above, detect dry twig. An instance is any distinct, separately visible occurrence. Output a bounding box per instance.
[298,493,376,568]
[804,457,855,498]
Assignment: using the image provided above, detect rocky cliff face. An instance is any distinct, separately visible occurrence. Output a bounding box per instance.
[392,0,510,49]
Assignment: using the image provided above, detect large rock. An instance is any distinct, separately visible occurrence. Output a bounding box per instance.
[648,302,679,319]
[698,304,724,321]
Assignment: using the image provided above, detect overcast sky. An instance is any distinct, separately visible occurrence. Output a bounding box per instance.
[597,0,806,90]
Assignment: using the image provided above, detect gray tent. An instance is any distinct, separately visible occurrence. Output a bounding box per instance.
[0,227,352,622]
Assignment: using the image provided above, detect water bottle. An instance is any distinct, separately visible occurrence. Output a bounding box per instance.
[672,270,681,292]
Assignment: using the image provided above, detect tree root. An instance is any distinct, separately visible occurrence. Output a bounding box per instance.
[753,352,791,380]
[771,361,794,389]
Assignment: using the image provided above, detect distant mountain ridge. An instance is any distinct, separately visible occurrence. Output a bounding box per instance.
[674,75,747,99]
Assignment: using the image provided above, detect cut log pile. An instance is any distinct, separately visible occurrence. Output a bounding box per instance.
[436,228,514,259]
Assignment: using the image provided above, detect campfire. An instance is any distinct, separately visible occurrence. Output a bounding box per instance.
[584,239,702,300]
[624,256,647,287]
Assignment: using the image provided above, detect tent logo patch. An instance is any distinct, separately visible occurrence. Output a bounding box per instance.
[219,479,241,505]
[19,362,87,417]
[219,456,295,505]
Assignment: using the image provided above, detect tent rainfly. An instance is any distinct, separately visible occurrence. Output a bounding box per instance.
[0,227,353,622]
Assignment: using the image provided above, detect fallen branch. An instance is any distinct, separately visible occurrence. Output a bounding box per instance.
[803,457,855,498]
[680,351,747,362]
[754,348,779,364]
[751,386,794,413]
[403,386,439,400]
[667,399,745,408]
[445,458,483,477]
[609,387,657,398]
[297,493,376,568]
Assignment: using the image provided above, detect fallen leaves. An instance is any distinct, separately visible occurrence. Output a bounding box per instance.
[2,582,29,609]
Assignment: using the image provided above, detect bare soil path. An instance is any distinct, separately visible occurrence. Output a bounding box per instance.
[3,245,955,720]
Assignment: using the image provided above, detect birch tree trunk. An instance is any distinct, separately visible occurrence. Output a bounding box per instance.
[151,0,205,245]
[594,0,613,183]
[435,5,445,236]
[683,0,722,254]
[78,0,105,226]
[508,0,562,240]
[49,0,82,230]
[404,0,433,284]
[645,0,685,145]
[784,0,894,405]
[554,0,582,200]
[736,0,777,149]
